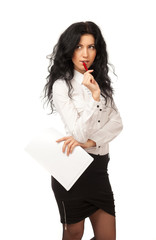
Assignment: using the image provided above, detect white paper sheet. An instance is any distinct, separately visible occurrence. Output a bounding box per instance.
[25,128,93,191]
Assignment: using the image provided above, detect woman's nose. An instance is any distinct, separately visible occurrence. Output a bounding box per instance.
[82,47,88,57]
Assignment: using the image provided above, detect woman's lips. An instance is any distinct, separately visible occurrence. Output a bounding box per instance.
[80,61,89,64]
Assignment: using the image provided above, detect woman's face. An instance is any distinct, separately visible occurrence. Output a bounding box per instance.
[72,34,96,74]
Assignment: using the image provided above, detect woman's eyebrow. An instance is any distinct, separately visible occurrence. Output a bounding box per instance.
[78,43,95,46]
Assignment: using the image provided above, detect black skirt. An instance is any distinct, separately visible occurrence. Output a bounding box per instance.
[51,153,115,225]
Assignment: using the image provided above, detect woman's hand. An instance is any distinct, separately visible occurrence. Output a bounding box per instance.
[56,136,81,156]
[82,70,101,101]
[56,136,96,156]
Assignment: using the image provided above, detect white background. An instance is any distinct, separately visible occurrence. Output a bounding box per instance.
[0,0,156,239]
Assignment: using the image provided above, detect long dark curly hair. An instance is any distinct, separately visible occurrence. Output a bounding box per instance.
[44,21,115,112]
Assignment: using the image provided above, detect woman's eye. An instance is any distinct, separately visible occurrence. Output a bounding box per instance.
[76,45,81,49]
[89,45,95,49]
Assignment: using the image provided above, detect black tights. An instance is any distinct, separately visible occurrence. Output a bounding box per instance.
[62,209,116,240]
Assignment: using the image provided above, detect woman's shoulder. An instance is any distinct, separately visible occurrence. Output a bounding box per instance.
[53,79,68,93]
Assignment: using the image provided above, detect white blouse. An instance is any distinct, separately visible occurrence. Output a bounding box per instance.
[53,70,123,155]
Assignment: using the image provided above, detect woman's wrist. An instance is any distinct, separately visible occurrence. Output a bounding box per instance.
[92,89,100,101]
[81,139,96,148]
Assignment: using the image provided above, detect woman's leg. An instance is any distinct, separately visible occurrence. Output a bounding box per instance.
[89,209,116,240]
[62,219,85,240]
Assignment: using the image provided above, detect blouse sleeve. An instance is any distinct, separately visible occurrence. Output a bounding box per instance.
[89,101,123,148]
[53,80,104,143]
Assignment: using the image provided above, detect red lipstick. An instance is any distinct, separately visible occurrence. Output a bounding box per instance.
[83,61,88,71]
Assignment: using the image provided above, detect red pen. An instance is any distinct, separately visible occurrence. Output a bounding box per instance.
[83,61,88,71]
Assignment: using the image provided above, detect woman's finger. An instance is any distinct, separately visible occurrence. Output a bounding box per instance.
[62,138,73,152]
[84,69,94,74]
[70,142,79,153]
[83,73,95,84]
[56,136,71,142]
[66,140,75,156]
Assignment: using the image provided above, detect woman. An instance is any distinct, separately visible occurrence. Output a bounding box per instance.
[44,21,123,240]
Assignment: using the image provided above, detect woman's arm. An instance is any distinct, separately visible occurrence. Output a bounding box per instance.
[53,79,102,143]
[88,103,123,148]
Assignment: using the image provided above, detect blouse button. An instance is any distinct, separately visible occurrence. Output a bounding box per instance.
[100,109,102,111]
[98,146,101,148]
[98,120,100,123]
[97,105,99,108]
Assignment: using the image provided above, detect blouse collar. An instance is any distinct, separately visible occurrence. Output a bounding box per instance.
[73,70,84,84]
